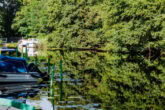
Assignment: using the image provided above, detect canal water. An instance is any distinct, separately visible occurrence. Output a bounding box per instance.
[1,50,165,110]
[31,50,104,109]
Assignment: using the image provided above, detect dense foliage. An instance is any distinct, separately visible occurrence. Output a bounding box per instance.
[1,0,165,109]
[43,49,165,109]
[0,9,4,37]
[0,0,21,38]
[100,1,165,108]
[13,0,104,48]
[12,0,48,38]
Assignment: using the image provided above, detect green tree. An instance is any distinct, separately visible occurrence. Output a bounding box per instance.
[12,0,48,38]
[0,8,5,37]
[12,0,165,109]
[0,0,21,38]
[46,0,103,48]
[13,0,105,49]
[93,0,165,109]
[103,0,165,55]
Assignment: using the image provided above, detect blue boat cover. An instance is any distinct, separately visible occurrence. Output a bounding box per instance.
[0,55,27,73]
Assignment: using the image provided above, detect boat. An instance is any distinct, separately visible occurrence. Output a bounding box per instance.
[18,38,39,56]
[0,98,35,110]
[0,55,46,84]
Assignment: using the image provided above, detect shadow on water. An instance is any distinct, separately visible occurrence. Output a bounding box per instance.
[0,50,103,109]
[38,50,165,110]
[0,83,47,97]
[27,50,109,109]
[1,49,165,110]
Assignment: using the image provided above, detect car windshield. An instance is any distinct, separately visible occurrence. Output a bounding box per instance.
[0,60,27,73]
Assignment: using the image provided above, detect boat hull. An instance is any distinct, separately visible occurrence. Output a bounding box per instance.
[0,73,38,83]
[0,82,40,95]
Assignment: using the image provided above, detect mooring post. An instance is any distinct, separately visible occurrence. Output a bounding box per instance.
[47,56,51,97]
[51,63,55,110]
[16,47,18,57]
[60,57,63,101]
[48,56,51,74]
[25,46,28,61]
[35,55,38,66]
[21,46,24,58]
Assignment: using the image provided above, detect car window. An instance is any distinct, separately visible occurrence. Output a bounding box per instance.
[0,60,27,73]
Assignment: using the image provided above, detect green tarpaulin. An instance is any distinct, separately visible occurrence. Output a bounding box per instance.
[0,98,35,110]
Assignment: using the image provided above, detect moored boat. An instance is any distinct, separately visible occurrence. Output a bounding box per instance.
[0,55,45,84]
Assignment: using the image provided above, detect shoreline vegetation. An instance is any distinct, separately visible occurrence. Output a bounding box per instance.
[0,0,165,109]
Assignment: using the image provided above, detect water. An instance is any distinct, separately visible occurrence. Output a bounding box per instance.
[1,50,165,109]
